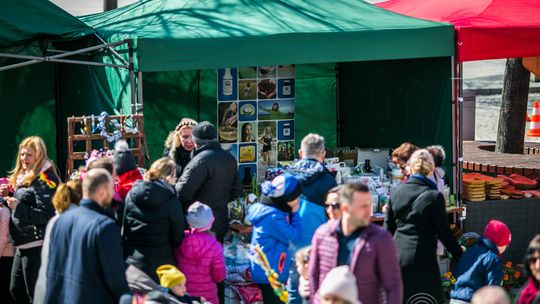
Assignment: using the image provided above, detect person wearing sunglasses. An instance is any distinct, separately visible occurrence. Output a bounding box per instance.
[325,186,342,221]
[518,235,540,304]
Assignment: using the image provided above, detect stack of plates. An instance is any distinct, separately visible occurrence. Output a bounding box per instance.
[485,179,503,200]
[463,178,486,201]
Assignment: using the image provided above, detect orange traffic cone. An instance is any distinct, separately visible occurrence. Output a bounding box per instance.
[527,100,540,137]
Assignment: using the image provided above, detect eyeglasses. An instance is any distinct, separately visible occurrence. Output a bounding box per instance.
[326,202,340,210]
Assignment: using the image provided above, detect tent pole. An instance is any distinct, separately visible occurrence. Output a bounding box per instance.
[94,34,129,66]
[451,57,458,202]
[137,71,144,113]
[458,62,464,205]
[336,63,341,147]
[0,40,130,71]
[128,40,137,114]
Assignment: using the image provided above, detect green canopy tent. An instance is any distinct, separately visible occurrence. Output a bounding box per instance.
[78,0,458,189]
[0,0,134,175]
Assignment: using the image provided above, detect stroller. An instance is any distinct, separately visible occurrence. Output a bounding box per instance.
[126,265,209,304]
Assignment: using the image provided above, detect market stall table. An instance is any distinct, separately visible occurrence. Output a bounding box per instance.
[370,206,464,223]
[231,206,464,230]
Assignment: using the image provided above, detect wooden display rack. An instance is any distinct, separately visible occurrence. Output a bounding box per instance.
[66,114,148,177]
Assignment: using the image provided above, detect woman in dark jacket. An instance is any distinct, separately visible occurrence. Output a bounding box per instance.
[163,118,198,179]
[1,136,59,303]
[124,157,185,282]
[384,149,462,304]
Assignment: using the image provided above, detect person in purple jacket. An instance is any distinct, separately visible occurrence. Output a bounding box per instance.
[309,183,403,304]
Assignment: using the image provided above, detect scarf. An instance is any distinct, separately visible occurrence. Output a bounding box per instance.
[518,278,540,304]
[411,173,438,190]
[16,160,52,188]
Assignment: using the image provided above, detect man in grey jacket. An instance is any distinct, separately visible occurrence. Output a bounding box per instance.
[175,121,242,244]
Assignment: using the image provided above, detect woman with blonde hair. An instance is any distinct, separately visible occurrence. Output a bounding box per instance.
[384,149,462,304]
[124,157,185,281]
[34,180,81,304]
[0,136,59,303]
[164,118,198,179]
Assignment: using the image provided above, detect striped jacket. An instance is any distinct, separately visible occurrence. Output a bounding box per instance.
[308,221,403,304]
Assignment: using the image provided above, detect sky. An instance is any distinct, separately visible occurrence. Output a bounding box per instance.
[50,0,138,16]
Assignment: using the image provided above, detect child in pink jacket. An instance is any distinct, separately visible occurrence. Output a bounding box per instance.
[176,202,226,304]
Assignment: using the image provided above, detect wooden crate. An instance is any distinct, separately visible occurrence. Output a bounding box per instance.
[66,114,148,177]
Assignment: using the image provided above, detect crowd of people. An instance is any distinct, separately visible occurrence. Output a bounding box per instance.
[0,121,539,304]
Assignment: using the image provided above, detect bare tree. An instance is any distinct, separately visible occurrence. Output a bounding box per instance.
[496,58,530,154]
[104,0,118,11]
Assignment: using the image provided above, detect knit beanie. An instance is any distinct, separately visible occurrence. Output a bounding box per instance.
[191,121,217,144]
[260,174,303,213]
[319,266,361,304]
[484,220,511,247]
[156,264,186,289]
[114,140,137,175]
[187,201,215,232]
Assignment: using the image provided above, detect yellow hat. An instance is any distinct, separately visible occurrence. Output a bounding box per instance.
[156,265,186,289]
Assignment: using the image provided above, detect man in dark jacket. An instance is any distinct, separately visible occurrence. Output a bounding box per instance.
[175,121,242,243]
[309,183,402,304]
[44,169,129,304]
[286,133,337,303]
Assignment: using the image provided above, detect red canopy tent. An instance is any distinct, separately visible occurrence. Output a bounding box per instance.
[377,0,540,62]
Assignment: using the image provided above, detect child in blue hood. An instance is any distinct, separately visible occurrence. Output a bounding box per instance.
[248,174,303,304]
[450,220,511,303]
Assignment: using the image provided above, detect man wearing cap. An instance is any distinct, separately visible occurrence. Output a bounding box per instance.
[175,121,242,243]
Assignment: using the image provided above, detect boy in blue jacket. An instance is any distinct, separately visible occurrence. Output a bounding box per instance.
[248,174,303,304]
[450,220,511,304]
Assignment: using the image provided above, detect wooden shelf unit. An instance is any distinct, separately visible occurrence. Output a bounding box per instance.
[66,114,148,177]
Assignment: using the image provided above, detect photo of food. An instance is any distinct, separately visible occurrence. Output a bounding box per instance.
[239,143,257,163]
[278,141,295,162]
[257,79,277,99]
[258,66,276,78]
[240,122,256,142]
[239,79,257,100]
[238,101,257,121]
[258,99,294,121]
[239,67,257,79]
[218,102,238,143]
[278,64,295,78]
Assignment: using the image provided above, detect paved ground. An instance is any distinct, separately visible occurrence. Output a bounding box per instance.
[463,141,540,175]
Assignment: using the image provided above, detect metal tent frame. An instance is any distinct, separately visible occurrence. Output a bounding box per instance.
[0,36,142,114]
